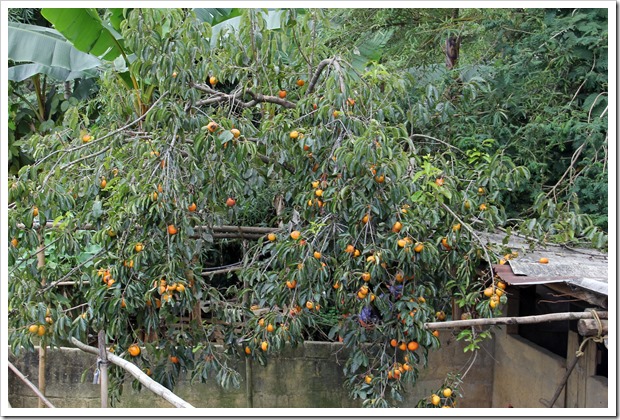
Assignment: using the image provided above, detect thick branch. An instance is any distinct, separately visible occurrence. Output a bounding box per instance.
[425,311,608,330]
[191,82,296,109]
[307,57,345,94]
[69,337,194,408]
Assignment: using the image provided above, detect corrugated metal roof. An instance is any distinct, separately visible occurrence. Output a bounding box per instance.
[484,232,608,297]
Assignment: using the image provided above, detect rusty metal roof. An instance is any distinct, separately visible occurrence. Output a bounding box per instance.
[484,232,609,297]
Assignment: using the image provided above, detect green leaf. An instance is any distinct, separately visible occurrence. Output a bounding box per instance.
[8,22,102,81]
[41,8,125,61]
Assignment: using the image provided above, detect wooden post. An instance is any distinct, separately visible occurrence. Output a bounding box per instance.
[8,361,55,408]
[70,337,194,408]
[36,229,47,408]
[97,330,109,408]
[242,240,253,408]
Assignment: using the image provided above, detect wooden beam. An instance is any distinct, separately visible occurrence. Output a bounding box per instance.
[70,337,194,408]
[577,319,608,337]
[425,311,608,330]
[8,361,55,408]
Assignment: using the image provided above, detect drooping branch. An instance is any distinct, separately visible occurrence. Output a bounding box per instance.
[307,57,345,94]
[69,337,194,408]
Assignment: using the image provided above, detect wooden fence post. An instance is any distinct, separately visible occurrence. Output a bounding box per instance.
[97,330,109,408]
[36,229,46,408]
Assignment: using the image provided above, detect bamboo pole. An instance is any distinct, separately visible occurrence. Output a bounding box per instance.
[425,311,608,330]
[70,337,194,408]
[241,240,253,408]
[36,229,46,408]
[8,361,55,408]
[97,330,109,408]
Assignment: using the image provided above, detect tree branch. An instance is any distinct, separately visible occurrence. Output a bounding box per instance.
[191,82,296,109]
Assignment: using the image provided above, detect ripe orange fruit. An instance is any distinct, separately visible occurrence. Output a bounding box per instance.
[436,311,446,321]
[135,242,144,252]
[33,206,39,217]
[82,134,92,143]
[332,110,340,118]
[188,202,197,212]
[435,178,444,186]
[441,237,451,250]
[345,244,355,254]
[120,299,127,309]
[290,130,299,139]
[479,203,487,211]
[261,341,269,351]
[314,189,323,197]
[313,251,321,259]
[128,344,141,357]
[483,287,494,297]
[28,324,39,334]
[375,174,385,183]
[390,339,398,347]
[286,280,297,289]
[206,121,218,133]
[172,71,177,78]
[432,330,440,338]
[11,238,18,247]
[347,97,355,106]
[407,341,419,351]
[169,356,179,364]
[357,291,366,299]
[245,346,252,355]
[209,76,218,86]
[395,272,404,282]
[258,318,266,328]
[290,230,301,240]
[362,214,370,224]
[151,191,159,201]
[392,221,403,233]
[296,79,305,87]
[37,325,46,336]
[397,239,407,248]
[497,280,507,290]
[100,178,107,188]
[361,272,371,282]
[431,394,441,406]
[398,342,407,351]
[266,323,275,333]
[333,281,341,290]
[305,301,314,310]
[278,90,287,98]
[453,223,461,232]
[353,249,361,257]
[478,187,485,195]
[539,257,549,264]
[489,300,498,309]
[107,278,116,288]
[414,243,424,253]
[167,224,178,235]
[231,128,241,138]
[364,375,372,384]
[443,388,453,398]
[267,233,277,241]
[226,197,236,207]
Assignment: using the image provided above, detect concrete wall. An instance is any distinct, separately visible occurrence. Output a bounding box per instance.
[492,327,567,408]
[9,336,495,409]
[491,328,608,408]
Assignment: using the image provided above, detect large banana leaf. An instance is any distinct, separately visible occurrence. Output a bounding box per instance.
[8,63,99,82]
[41,8,124,61]
[8,22,101,81]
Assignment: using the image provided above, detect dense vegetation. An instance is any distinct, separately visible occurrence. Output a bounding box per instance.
[7,8,608,408]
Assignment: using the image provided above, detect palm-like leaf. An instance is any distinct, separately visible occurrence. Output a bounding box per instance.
[41,8,124,61]
[8,22,101,81]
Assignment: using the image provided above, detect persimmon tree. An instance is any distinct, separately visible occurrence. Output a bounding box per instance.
[7,8,606,408]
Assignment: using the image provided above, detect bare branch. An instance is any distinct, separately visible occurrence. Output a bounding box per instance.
[8,361,55,408]
[191,82,296,109]
[307,57,345,94]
